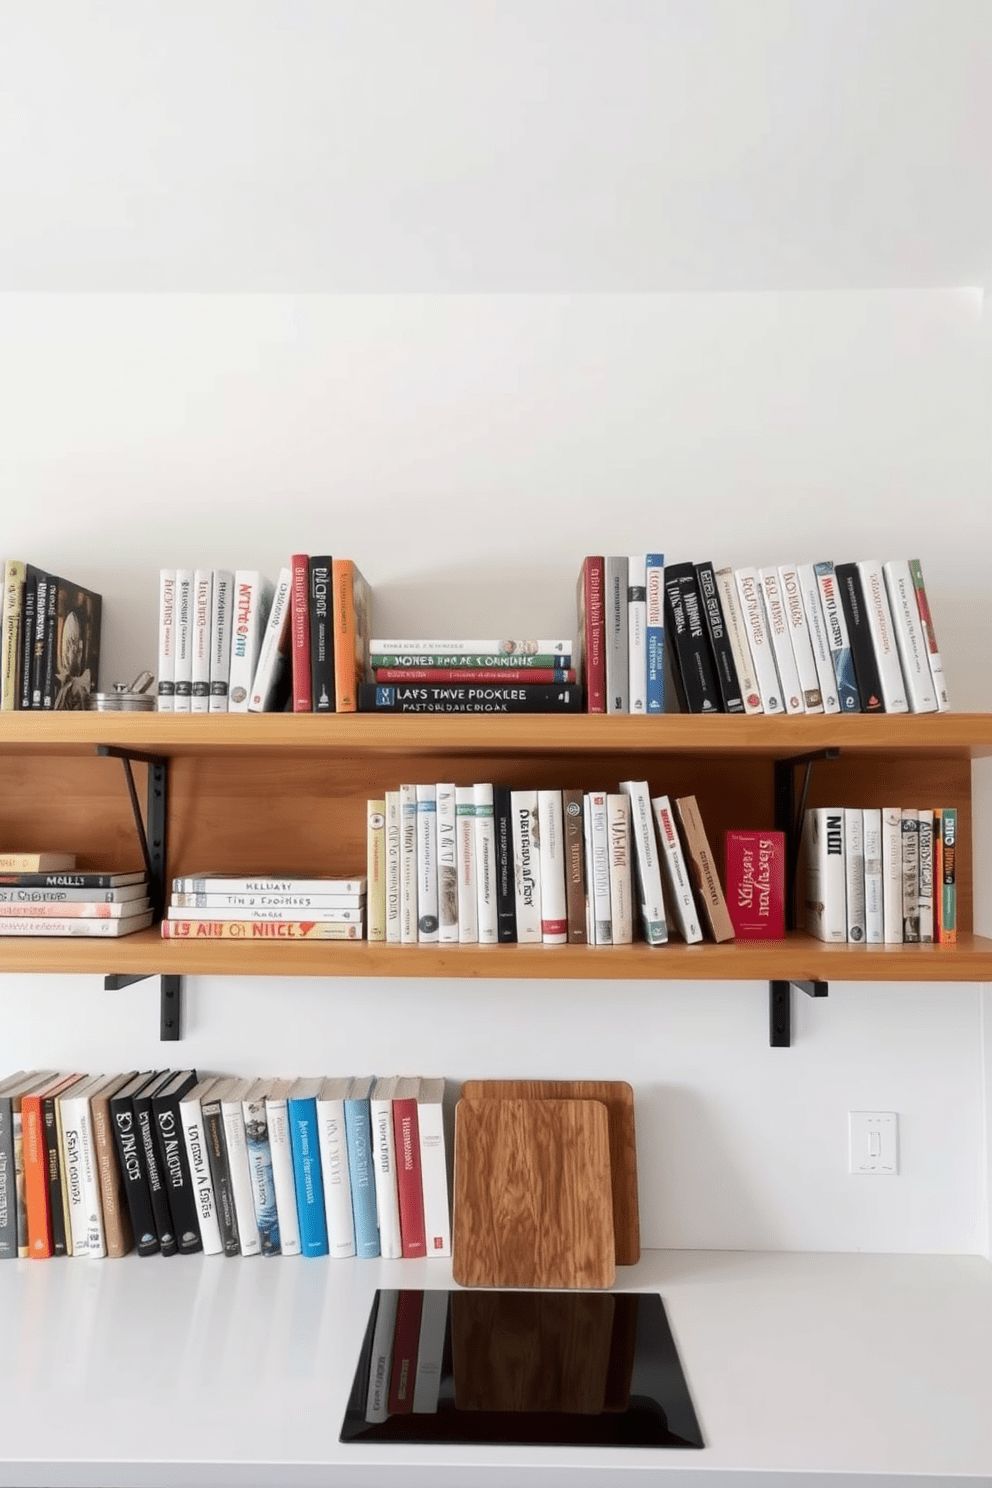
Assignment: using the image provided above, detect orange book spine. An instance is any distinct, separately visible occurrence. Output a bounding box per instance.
[22,1093,52,1258]
[332,559,371,713]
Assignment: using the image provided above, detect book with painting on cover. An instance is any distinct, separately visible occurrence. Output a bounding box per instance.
[725,831,786,940]
[332,559,372,713]
[227,571,275,712]
[358,684,583,713]
[1,559,25,712]
[674,796,735,943]
[263,1079,302,1257]
[242,1078,281,1256]
[577,557,606,713]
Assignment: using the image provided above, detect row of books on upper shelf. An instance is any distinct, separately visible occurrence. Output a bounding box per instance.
[0,1069,450,1263]
[578,554,951,715]
[365,783,749,946]
[162,873,367,939]
[0,561,102,712]
[0,857,151,935]
[156,558,370,713]
[803,806,957,945]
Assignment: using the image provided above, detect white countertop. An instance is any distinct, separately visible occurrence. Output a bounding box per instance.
[0,1248,990,1487]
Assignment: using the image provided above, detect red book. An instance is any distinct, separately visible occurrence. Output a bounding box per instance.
[391,1078,427,1258]
[387,1289,424,1414]
[577,557,605,713]
[724,831,786,940]
[374,667,576,685]
[290,553,312,713]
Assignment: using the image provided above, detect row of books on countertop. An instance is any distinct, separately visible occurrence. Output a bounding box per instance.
[0,1069,449,1263]
[580,554,951,716]
[0,856,151,935]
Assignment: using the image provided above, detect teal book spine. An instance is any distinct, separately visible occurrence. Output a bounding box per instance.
[288,1095,328,1257]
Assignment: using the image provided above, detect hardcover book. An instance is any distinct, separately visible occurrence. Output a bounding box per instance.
[492,785,517,944]
[758,568,805,715]
[287,1077,328,1258]
[385,790,402,944]
[652,794,702,944]
[777,564,824,713]
[248,567,293,713]
[23,1072,82,1258]
[473,783,498,944]
[392,1077,427,1259]
[803,809,847,943]
[585,790,612,945]
[436,783,459,945]
[843,808,866,943]
[645,552,666,713]
[917,809,935,945]
[227,571,275,712]
[316,1076,357,1259]
[935,807,957,943]
[627,554,647,714]
[1,559,25,713]
[388,1290,424,1415]
[901,809,920,943]
[665,562,720,714]
[562,787,588,944]
[367,798,387,943]
[881,806,903,945]
[909,559,950,711]
[796,562,841,713]
[724,831,785,940]
[814,560,861,712]
[152,1069,203,1255]
[835,563,884,713]
[290,553,312,713]
[695,560,744,713]
[208,568,234,713]
[109,1071,161,1257]
[134,1069,179,1256]
[883,559,939,714]
[332,559,372,713]
[172,569,193,713]
[415,784,439,943]
[343,1076,380,1258]
[263,1078,302,1256]
[358,683,583,713]
[606,793,634,946]
[220,1077,262,1257]
[58,1073,110,1258]
[190,569,213,713]
[178,1076,224,1256]
[308,556,335,711]
[18,568,37,710]
[862,808,884,945]
[604,556,629,714]
[399,783,418,945]
[734,567,783,714]
[242,1078,281,1255]
[510,789,543,944]
[856,559,909,713]
[417,1077,451,1258]
[714,565,762,714]
[455,786,479,944]
[577,556,606,713]
[157,570,176,712]
[368,1076,402,1260]
[200,1077,241,1257]
[537,789,568,945]
[674,796,735,943]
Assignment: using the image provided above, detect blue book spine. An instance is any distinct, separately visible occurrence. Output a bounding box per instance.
[287,1097,328,1257]
[645,553,665,714]
[343,1096,380,1258]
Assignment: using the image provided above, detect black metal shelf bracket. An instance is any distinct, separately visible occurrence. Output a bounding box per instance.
[769,978,829,1047]
[103,972,183,1041]
[769,747,839,1046]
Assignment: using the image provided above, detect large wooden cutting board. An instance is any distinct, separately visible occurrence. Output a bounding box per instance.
[453,1098,616,1290]
[460,1079,640,1264]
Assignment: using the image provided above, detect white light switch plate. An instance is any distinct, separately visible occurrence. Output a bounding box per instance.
[849,1111,898,1174]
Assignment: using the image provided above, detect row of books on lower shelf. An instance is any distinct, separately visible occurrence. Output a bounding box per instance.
[0,1070,450,1262]
[804,806,957,944]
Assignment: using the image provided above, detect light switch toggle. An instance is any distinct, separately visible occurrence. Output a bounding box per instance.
[849,1111,898,1174]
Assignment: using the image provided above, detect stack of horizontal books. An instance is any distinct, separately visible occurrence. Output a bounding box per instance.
[0,854,151,936]
[161,873,367,939]
[359,639,582,714]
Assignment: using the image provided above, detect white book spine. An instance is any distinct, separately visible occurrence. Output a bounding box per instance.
[857,559,909,713]
[208,568,234,713]
[844,807,866,944]
[604,555,629,714]
[713,566,762,714]
[62,1093,104,1258]
[248,567,292,712]
[221,1099,261,1257]
[228,571,274,712]
[265,1099,302,1256]
[417,1091,451,1258]
[620,780,668,945]
[157,569,176,712]
[759,568,805,715]
[803,808,847,943]
[179,1093,223,1256]
[384,790,402,944]
[627,554,647,714]
[777,565,824,713]
[606,793,633,946]
[473,783,498,944]
[901,809,920,942]
[917,809,935,944]
[909,559,950,711]
[511,789,543,943]
[537,789,567,945]
[412,1288,449,1413]
[191,569,213,714]
[881,807,903,945]
[652,795,702,943]
[316,1096,357,1259]
[455,786,478,944]
[435,783,458,944]
[862,808,884,945]
[400,784,418,944]
[582,795,595,942]
[368,1094,402,1259]
[796,562,841,713]
[884,560,938,713]
[415,784,439,943]
[365,1289,400,1423]
[586,790,613,945]
[173,568,194,714]
[734,567,784,713]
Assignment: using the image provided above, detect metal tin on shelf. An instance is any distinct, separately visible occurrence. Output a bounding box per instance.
[86,670,157,712]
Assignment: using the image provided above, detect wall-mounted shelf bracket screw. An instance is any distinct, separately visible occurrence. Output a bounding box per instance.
[769,978,828,1047]
[103,972,183,1041]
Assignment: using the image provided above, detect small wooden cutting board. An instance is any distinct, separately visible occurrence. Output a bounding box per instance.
[453,1097,616,1290]
[459,1079,640,1264]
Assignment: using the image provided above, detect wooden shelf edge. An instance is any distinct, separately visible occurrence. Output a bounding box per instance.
[1,928,991,982]
[2,711,992,757]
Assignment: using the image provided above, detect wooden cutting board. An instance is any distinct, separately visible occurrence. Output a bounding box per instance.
[460,1079,640,1264]
[452,1098,616,1290]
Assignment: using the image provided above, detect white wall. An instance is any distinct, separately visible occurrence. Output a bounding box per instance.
[1,288,990,1254]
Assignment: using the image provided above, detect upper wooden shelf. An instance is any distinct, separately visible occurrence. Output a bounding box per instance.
[2,711,992,759]
[3,928,992,983]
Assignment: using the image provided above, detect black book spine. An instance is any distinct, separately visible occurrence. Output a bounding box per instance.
[29,569,50,709]
[0,1098,16,1258]
[663,564,721,714]
[110,1093,160,1256]
[134,1085,176,1256]
[202,1097,240,1256]
[308,556,335,712]
[18,572,36,710]
[42,1094,68,1257]
[41,575,59,710]
[493,786,517,943]
[836,563,883,713]
[694,562,745,713]
[357,684,583,713]
[152,1078,203,1256]
[0,873,141,889]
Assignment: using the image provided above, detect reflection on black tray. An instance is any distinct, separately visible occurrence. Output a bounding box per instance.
[340,1289,704,1450]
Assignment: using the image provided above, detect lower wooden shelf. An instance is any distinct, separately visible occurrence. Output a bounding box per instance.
[1,928,991,982]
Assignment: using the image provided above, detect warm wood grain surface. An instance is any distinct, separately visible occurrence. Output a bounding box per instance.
[459,1079,639,1264]
[452,1097,616,1290]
